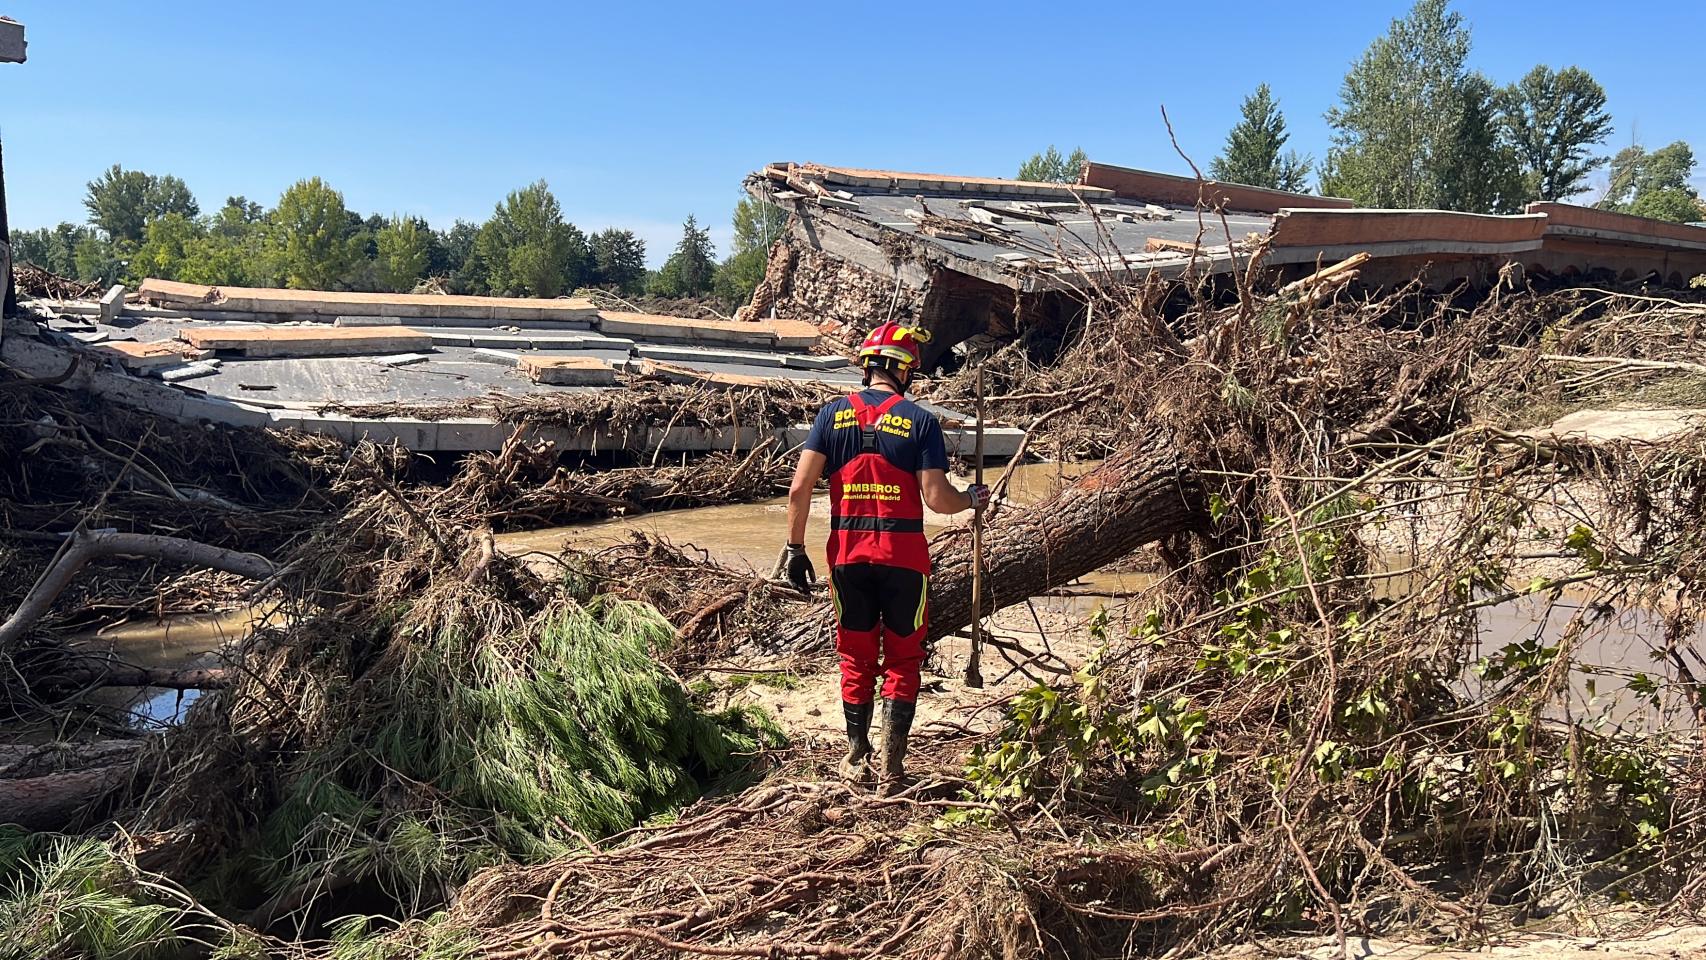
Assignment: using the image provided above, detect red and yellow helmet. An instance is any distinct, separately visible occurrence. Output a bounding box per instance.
[857,322,932,376]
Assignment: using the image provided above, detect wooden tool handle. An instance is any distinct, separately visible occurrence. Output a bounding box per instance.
[965,367,986,689]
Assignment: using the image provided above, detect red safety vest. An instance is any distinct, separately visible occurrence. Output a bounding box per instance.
[826,392,930,574]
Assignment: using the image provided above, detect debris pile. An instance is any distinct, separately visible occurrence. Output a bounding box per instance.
[2,250,1705,958]
[10,262,103,301]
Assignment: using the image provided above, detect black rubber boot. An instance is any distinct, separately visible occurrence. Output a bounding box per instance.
[839,700,874,784]
[876,697,916,797]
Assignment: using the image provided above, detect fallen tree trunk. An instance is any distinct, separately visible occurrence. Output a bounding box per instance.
[0,530,277,652]
[776,436,1203,652]
[0,739,143,830]
[1,766,132,829]
[46,660,232,692]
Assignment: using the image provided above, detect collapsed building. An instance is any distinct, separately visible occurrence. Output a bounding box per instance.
[740,161,1706,368]
[1,277,1025,457]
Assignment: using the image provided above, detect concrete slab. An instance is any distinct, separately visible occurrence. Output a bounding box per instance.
[468,334,535,349]
[640,358,775,389]
[4,316,909,455]
[574,335,637,350]
[597,311,816,349]
[180,325,433,358]
[350,419,439,448]
[158,361,221,382]
[636,343,788,368]
[435,418,514,451]
[179,395,272,429]
[519,355,618,386]
[335,314,596,331]
[942,424,1025,460]
[371,352,432,367]
[768,320,821,350]
[93,340,194,373]
[780,354,850,370]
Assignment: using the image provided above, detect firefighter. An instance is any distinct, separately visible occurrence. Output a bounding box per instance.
[784,322,988,793]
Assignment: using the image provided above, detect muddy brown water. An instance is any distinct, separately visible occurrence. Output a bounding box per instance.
[496,460,1130,584]
[66,604,283,726]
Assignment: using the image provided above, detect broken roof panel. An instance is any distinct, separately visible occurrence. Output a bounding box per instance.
[772,162,1117,202]
[1527,202,1706,251]
[752,162,1272,290]
[760,158,1706,292]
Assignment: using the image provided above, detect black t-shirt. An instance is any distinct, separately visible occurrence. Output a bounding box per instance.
[802,389,949,477]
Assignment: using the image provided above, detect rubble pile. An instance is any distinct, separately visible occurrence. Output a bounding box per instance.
[737,239,925,342]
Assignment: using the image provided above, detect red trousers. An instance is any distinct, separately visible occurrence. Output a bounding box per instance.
[830,563,928,703]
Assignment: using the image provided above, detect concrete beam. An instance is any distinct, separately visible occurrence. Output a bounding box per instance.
[519,354,618,386]
[595,311,819,349]
[635,343,788,368]
[93,340,195,373]
[138,278,597,322]
[180,325,433,357]
[99,285,125,322]
[1082,161,1352,213]
[335,314,595,331]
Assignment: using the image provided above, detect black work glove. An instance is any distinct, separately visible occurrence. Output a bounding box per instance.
[785,544,816,592]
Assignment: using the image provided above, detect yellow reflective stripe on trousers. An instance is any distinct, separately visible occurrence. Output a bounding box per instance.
[913,574,928,633]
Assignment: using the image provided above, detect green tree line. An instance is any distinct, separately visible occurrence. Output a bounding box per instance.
[10,167,790,306]
[1020,0,1703,223]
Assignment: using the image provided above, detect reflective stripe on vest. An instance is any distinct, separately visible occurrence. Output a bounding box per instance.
[831,516,925,533]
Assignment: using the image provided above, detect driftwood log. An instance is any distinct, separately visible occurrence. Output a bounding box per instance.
[0,530,277,651]
[776,436,1203,652]
[0,740,143,829]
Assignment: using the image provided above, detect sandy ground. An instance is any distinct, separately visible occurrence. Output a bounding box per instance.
[1279,925,1706,959]
[714,598,1108,753]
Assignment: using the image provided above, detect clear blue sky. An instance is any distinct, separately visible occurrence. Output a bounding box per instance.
[2,1,1699,265]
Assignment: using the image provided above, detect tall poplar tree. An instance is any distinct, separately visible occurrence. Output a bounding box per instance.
[1208,84,1312,192]
[1598,142,1704,222]
[1320,0,1521,213]
[271,177,357,290]
[1498,65,1613,202]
